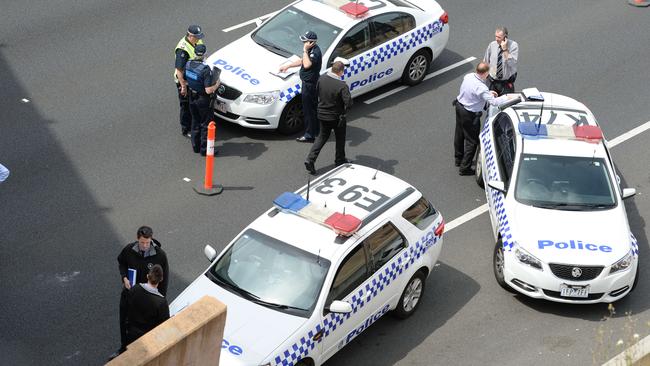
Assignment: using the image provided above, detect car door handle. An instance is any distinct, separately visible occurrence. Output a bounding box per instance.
[312,329,324,342]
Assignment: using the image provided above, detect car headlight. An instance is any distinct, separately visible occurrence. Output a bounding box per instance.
[610,250,634,274]
[514,242,543,270]
[244,91,280,105]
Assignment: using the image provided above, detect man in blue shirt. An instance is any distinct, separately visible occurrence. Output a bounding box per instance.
[280,31,322,142]
[454,62,511,175]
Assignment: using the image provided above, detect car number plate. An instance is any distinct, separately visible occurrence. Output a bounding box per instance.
[560,284,589,298]
[215,101,227,113]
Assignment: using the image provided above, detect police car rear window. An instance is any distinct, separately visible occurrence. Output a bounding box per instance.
[402,197,437,230]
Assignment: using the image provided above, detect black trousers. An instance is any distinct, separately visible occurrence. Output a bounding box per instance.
[189,93,212,155]
[488,73,517,96]
[119,288,129,350]
[301,82,319,139]
[454,102,481,172]
[176,82,192,132]
[306,118,346,166]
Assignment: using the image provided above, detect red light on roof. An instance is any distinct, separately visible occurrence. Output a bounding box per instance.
[573,125,603,141]
[439,11,449,24]
[340,2,369,17]
[324,212,362,237]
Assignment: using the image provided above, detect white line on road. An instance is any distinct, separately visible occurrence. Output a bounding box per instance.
[364,56,477,104]
[444,119,650,233]
[222,11,278,32]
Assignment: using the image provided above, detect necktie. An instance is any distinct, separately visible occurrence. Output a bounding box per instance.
[496,47,504,80]
[140,251,145,257]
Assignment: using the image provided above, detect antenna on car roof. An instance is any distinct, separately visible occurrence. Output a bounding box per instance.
[372,169,379,180]
[316,247,321,265]
[536,99,545,131]
[306,177,311,201]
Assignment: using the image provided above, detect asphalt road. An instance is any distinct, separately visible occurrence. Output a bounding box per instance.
[1,1,649,365]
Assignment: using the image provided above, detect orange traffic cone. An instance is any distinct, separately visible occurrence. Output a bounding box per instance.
[628,0,650,7]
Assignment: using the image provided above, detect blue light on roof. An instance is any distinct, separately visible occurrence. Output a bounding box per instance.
[273,192,309,212]
[518,122,547,137]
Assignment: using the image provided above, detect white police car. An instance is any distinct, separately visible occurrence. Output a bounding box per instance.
[207,0,449,134]
[476,88,639,304]
[170,163,444,365]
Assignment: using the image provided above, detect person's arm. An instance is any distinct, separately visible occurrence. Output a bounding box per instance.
[117,247,131,289]
[301,42,315,70]
[204,70,219,95]
[341,83,352,112]
[159,251,169,296]
[279,59,303,72]
[175,50,189,95]
[504,40,518,66]
[160,300,170,322]
[480,85,510,106]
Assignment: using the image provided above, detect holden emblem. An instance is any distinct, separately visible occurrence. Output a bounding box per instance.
[217,85,226,95]
[571,267,582,278]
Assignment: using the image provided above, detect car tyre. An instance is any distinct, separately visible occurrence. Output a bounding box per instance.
[393,270,426,319]
[493,239,516,293]
[277,98,303,135]
[475,148,485,189]
[401,49,430,86]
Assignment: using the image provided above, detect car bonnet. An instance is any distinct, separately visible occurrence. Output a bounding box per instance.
[169,274,309,365]
[511,203,632,265]
[205,35,302,95]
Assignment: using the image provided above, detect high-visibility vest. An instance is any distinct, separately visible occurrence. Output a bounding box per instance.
[173,37,204,81]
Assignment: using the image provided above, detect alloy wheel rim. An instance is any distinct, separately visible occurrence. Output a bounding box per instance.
[409,55,427,81]
[495,246,505,278]
[403,277,422,312]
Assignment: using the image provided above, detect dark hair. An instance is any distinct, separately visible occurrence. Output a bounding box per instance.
[137,226,153,239]
[148,264,164,285]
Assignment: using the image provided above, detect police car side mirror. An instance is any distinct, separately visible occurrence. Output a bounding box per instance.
[204,245,218,262]
[487,180,506,193]
[328,300,353,314]
[622,188,636,199]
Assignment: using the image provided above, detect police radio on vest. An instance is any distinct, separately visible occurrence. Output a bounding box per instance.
[213,59,260,85]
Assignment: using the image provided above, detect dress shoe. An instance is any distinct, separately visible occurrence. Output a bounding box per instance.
[304,161,316,175]
[296,136,315,143]
[455,160,461,167]
[335,159,352,167]
[181,129,190,138]
[459,169,476,176]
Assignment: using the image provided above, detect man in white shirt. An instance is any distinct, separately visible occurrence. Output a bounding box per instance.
[453,62,511,175]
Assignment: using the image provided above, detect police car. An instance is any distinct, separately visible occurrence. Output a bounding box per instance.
[207,0,449,134]
[476,88,639,304]
[170,164,444,365]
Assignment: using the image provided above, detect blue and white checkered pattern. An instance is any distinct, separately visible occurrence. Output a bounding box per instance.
[343,21,443,80]
[631,233,639,256]
[480,122,514,251]
[271,231,441,366]
[278,20,444,103]
[279,83,302,103]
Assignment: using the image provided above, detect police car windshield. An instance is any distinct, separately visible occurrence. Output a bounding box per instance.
[514,154,616,210]
[208,229,330,317]
[252,6,341,58]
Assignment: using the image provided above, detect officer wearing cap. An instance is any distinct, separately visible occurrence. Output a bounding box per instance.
[279,31,322,142]
[174,25,205,138]
[185,44,220,155]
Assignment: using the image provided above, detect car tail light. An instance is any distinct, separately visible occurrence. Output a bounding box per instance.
[434,219,445,237]
[439,11,449,24]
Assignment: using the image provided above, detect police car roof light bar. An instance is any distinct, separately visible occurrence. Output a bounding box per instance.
[273,192,361,236]
[518,122,603,142]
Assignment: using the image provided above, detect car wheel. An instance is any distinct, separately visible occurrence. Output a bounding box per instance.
[277,98,303,135]
[401,49,430,86]
[393,270,426,319]
[294,359,313,366]
[475,148,485,189]
[493,239,516,293]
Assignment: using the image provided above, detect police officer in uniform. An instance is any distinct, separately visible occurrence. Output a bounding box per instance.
[279,31,322,142]
[185,44,220,155]
[174,25,205,137]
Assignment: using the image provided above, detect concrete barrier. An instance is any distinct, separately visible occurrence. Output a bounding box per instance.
[107,295,226,366]
[603,334,650,366]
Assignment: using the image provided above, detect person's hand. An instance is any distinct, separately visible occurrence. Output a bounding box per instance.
[180,84,187,97]
[279,65,289,72]
[500,39,508,51]
[303,41,314,53]
[122,277,131,290]
[490,90,498,97]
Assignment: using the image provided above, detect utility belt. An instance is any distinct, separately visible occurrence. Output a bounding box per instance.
[488,72,517,84]
[453,99,482,117]
[189,89,209,98]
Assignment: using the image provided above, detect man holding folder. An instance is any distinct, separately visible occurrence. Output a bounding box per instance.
[110,226,169,360]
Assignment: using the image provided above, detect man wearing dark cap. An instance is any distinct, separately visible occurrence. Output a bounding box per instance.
[174,25,205,138]
[279,31,322,142]
[185,45,220,155]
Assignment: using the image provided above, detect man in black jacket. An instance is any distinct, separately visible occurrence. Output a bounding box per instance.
[304,60,352,175]
[126,264,170,345]
[110,226,169,359]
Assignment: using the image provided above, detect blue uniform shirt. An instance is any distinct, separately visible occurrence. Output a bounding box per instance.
[299,44,322,84]
[185,61,217,94]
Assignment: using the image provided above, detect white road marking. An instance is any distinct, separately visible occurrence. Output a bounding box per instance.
[364,56,477,104]
[183,177,191,182]
[608,120,650,147]
[445,119,650,233]
[21,98,30,103]
[222,11,278,32]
